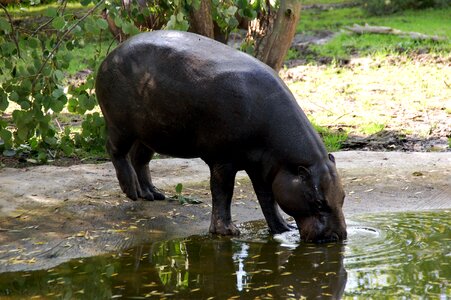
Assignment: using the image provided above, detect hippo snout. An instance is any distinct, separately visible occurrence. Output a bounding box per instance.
[296,214,347,243]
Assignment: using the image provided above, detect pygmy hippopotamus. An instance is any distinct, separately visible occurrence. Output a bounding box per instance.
[96,30,347,243]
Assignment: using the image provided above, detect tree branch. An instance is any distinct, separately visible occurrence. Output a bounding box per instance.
[34,0,106,85]
[0,2,21,58]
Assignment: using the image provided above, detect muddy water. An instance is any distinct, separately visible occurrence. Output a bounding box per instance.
[0,211,449,299]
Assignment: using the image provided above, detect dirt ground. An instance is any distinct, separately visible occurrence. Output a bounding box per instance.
[0,151,449,273]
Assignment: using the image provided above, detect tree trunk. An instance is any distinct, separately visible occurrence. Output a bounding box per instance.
[249,0,302,71]
[189,0,214,39]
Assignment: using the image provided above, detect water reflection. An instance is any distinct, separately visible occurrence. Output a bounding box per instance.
[0,211,449,299]
[111,236,348,298]
[0,235,347,299]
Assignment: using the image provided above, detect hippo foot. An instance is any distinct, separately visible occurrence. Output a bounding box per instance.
[209,220,240,236]
[137,183,165,201]
[150,186,165,200]
[121,182,141,201]
[140,190,155,201]
[268,221,296,234]
[139,191,166,201]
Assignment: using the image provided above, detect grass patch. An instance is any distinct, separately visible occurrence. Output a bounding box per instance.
[361,123,385,135]
[302,0,356,4]
[312,122,348,152]
[299,6,451,37]
[298,6,451,60]
[298,7,365,33]
[312,33,450,61]
[2,2,93,19]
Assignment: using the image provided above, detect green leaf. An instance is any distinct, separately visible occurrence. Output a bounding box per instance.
[54,70,65,82]
[44,136,57,145]
[114,16,123,27]
[175,183,183,194]
[0,90,8,111]
[226,6,238,15]
[45,7,58,17]
[9,91,19,102]
[27,37,40,48]
[52,16,66,30]
[2,42,16,55]
[60,141,74,155]
[122,22,139,35]
[176,12,185,22]
[52,88,64,99]
[97,18,108,30]
[19,101,31,110]
[72,25,82,35]
[0,18,11,34]
[85,17,100,35]
[37,151,48,163]
[50,96,66,113]
[0,130,12,147]
[67,97,79,113]
[191,0,201,10]
[17,127,30,142]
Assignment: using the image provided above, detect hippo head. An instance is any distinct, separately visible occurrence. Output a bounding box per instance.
[272,154,347,243]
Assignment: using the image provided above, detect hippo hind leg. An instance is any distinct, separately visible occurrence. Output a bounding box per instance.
[129,141,165,201]
[106,134,142,201]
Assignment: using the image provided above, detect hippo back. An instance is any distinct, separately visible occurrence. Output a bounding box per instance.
[96,30,324,164]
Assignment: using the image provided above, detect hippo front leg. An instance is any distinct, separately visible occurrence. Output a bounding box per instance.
[208,163,240,236]
[247,168,294,234]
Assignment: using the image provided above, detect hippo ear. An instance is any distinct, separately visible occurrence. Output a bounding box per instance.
[328,153,336,164]
[298,166,311,181]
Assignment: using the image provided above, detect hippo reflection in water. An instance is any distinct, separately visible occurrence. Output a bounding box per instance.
[96,30,347,243]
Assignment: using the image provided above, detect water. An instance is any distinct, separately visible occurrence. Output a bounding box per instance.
[0,211,449,299]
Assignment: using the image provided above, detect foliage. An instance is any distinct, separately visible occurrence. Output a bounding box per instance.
[0,0,268,162]
[360,0,449,16]
[171,183,202,205]
[0,0,110,162]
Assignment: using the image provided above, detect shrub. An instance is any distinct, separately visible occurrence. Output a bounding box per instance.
[361,0,450,15]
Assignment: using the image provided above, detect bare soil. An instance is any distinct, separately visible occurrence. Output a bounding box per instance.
[0,152,449,273]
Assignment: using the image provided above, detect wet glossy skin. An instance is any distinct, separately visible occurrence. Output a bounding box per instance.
[95,30,346,242]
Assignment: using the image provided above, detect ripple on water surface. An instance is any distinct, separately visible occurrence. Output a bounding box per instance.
[0,211,449,299]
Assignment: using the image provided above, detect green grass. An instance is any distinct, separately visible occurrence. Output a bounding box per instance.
[312,122,348,152]
[298,6,451,37]
[3,2,93,19]
[361,123,385,135]
[298,6,451,60]
[302,0,355,5]
[298,7,365,32]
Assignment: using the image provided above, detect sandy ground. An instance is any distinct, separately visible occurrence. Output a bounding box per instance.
[0,151,450,273]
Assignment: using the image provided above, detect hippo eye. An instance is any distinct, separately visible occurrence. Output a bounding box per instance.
[328,153,336,164]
